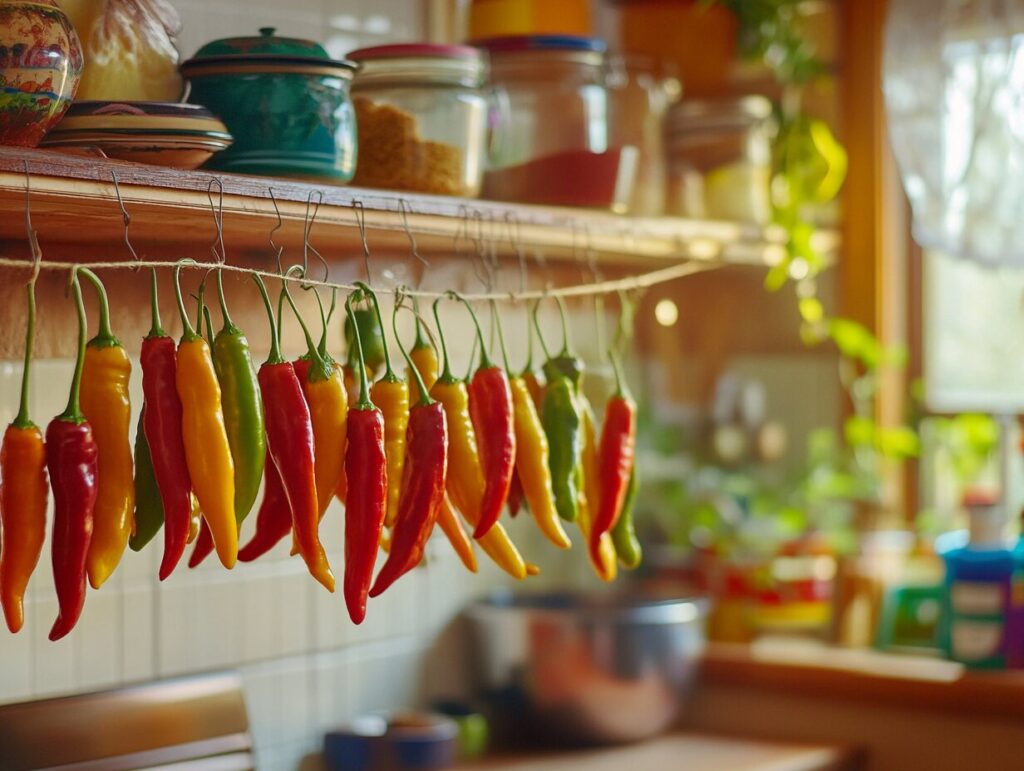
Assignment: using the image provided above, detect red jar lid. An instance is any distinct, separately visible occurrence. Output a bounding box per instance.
[347,44,482,61]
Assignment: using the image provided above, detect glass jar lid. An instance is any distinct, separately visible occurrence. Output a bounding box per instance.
[181,27,357,79]
[667,95,773,136]
[348,43,487,88]
[478,35,606,72]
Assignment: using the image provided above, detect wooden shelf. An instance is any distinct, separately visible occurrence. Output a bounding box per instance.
[0,148,839,271]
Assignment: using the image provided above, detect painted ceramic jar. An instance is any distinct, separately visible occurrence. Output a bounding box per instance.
[0,0,83,147]
[180,28,358,181]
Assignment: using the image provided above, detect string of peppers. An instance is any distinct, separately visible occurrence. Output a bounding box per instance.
[0,262,640,638]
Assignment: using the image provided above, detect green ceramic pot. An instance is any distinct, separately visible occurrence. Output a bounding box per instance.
[180,27,358,181]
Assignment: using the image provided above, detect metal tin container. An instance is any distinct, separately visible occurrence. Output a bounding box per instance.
[466,592,707,745]
[180,27,358,180]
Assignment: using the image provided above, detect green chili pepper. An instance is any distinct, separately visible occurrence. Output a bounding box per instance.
[542,375,582,523]
[611,469,641,569]
[210,272,265,525]
[537,296,583,389]
[128,410,164,552]
[346,304,385,371]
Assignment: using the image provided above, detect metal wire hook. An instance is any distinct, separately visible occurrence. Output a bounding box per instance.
[267,188,285,275]
[303,190,328,283]
[504,211,527,295]
[110,171,140,268]
[352,199,371,283]
[206,177,226,265]
[23,161,42,285]
[398,199,429,270]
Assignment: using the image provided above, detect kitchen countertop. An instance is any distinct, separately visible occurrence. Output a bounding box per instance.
[461,732,861,770]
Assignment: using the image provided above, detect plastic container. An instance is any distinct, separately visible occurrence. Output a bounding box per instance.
[347,44,489,197]
[480,35,636,210]
[940,497,1013,669]
[666,95,774,224]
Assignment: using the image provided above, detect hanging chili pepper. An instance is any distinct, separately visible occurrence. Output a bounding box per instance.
[211,270,265,528]
[452,295,516,539]
[538,296,584,390]
[73,268,134,589]
[370,298,448,596]
[407,297,439,392]
[138,270,193,580]
[237,450,291,561]
[437,494,478,573]
[611,470,641,569]
[578,400,617,582]
[350,284,409,531]
[346,302,386,373]
[173,264,237,568]
[533,300,583,523]
[187,494,202,544]
[258,274,335,591]
[186,301,221,569]
[590,354,637,561]
[429,299,528,580]
[507,474,524,517]
[343,289,388,623]
[509,375,571,549]
[521,314,545,409]
[47,270,99,641]
[129,410,163,552]
[0,279,48,634]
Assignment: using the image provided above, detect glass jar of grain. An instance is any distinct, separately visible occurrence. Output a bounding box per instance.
[347,44,489,197]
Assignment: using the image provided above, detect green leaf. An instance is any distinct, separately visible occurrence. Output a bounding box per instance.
[844,415,876,448]
[877,426,920,458]
[799,296,824,323]
[765,260,791,291]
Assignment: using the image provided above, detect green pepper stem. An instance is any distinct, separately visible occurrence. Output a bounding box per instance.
[451,292,494,370]
[148,268,166,338]
[489,300,512,372]
[281,275,330,380]
[77,267,118,347]
[412,295,428,351]
[594,295,606,362]
[61,271,87,422]
[318,287,337,359]
[522,306,535,376]
[202,304,216,347]
[432,297,456,383]
[531,299,553,361]
[354,281,396,380]
[173,263,198,341]
[555,296,572,356]
[608,348,630,398]
[252,274,283,365]
[216,269,235,330]
[345,291,373,407]
[393,298,433,406]
[12,279,36,428]
[195,282,206,345]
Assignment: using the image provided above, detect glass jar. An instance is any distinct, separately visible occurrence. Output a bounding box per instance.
[480,35,634,210]
[347,44,489,197]
[665,96,774,224]
[607,54,680,215]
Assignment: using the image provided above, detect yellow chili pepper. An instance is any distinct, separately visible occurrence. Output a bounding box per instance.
[523,370,545,412]
[173,266,236,568]
[431,376,527,580]
[579,396,617,582]
[437,494,478,573]
[372,375,409,528]
[510,375,571,549]
[409,343,439,394]
[76,269,134,589]
[304,362,348,518]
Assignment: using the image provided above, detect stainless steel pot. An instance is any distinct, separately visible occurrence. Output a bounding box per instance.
[465,592,707,745]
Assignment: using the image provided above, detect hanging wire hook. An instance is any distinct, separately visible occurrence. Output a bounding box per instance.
[398,199,429,270]
[303,190,328,283]
[110,171,140,267]
[468,209,492,291]
[505,211,527,296]
[23,161,42,285]
[206,177,226,265]
[352,199,371,283]
[267,188,286,275]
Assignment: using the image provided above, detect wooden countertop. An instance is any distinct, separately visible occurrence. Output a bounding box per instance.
[461,732,860,771]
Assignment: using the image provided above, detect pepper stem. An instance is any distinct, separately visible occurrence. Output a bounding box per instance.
[522,305,535,376]
[354,281,396,381]
[412,295,428,351]
[252,274,283,365]
[555,295,572,355]
[393,297,433,406]
[450,291,494,370]
[148,268,166,338]
[531,299,552,361]
[281,273,330,380]
[12,279,36,429]
[345,291,373,408]
[608,348,631,399]
[489,300,512,372]
[60,270,88,423]
[432,297,455,383]
[216,269,235,330]
[77,267,118,347]
[317,287,337,360]
[173,262,198,341]
[202,304,216,347]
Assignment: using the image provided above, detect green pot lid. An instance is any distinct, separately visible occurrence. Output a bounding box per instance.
[182,27,357,78]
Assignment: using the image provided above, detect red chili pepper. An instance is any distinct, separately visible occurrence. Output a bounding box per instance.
[187,520,214,568]
[453,295,515,539]
[344,286,388,624]
[370,301,448,597]
[507,473,524,517]
[238,449,291,561]
[589,355,637,563]
[47,271,99,641]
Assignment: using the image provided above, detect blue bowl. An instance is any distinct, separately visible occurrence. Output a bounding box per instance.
[324,711,458,771]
